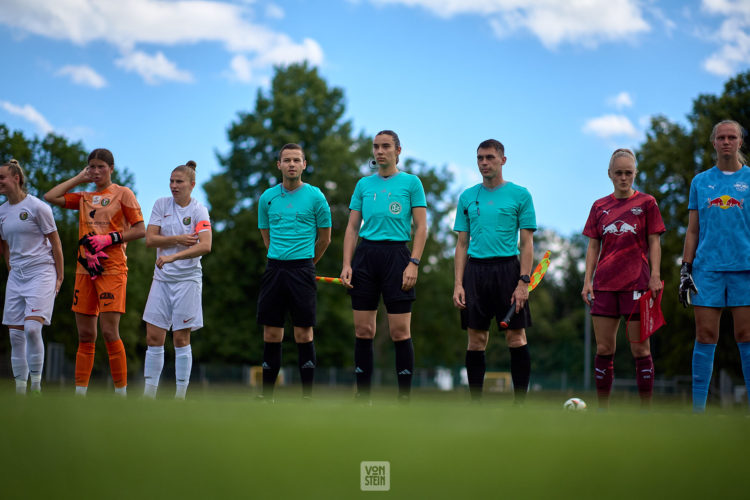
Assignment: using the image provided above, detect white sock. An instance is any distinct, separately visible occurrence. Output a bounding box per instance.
[75,386,88,396]
[144,345,165,398]
[175,345,192,399]
[114,386,127,397]
[9,328,28,391]
[25,320,44,391]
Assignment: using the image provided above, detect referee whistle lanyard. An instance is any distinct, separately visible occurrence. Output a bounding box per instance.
[499,250,552,329]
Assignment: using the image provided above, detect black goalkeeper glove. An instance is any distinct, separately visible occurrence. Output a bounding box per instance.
[679,261,699,308]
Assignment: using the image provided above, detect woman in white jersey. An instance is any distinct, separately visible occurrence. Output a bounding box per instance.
[0,159,63,394]
[142,161,212,399]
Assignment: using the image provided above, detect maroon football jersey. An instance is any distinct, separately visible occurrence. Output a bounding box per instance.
[583,191,665,291]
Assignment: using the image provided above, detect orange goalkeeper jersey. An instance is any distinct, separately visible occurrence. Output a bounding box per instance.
[64,184,144,275]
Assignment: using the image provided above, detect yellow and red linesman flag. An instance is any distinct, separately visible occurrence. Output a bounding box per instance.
[527,250,551,292]
[316,276,343,285]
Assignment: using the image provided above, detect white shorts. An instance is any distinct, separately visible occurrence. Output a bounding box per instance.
[142,279,203,332]
[3,263,57,326]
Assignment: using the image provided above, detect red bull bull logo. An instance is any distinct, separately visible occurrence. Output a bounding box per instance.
[602,220,637,236]
[707,195,744,210]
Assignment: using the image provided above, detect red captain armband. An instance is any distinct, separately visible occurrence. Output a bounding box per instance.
[195,220,211,233]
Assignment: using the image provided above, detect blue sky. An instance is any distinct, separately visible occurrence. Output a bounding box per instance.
[1,0,749,236]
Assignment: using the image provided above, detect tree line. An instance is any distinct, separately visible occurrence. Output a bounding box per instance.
[1,64,749,386]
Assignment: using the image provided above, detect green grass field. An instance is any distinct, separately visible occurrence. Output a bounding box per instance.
[2,384,748,499]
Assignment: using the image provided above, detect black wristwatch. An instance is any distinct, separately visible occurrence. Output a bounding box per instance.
[519,274,531,284]
[409,257,420,266]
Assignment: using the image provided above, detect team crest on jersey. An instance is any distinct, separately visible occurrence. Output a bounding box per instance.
[602,220,637,236]
[101,198,111,206]
[389,202,402,215]
[630,206,643,216]
[183,216,191,225]
[734,182,748,193]
[19,211,29,221]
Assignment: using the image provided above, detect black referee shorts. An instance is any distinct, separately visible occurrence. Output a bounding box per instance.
[257,258,317,327]
[348,239,415,314]
[460,256,532,331]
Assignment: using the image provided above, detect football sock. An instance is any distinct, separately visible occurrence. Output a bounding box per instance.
[635,354,654,406]
[509,344,531,403]
[25,320,44,392]
[9,328,28,393]
[354,337,374,398]
[692,341,716,412]
[394,338,414,398]
[262,341,282,397]
[174,345,192,399]
[465,350,486,401]
[737,342,750,409]
[105,339,127,389]
[75,341,96,389]
[143,345,165,398]
[594,354,615,408]
[297,341,316,397]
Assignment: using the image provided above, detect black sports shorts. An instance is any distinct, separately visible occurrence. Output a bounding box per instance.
[257,258,316,327]
[348,239,414,314]
[460,256,532,331]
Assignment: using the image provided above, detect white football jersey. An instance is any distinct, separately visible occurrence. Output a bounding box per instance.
[0,195,57,269]
[148,197,210,282]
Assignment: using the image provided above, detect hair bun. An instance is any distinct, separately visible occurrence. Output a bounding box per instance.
[185,160,197,170]
[8,159,20,167]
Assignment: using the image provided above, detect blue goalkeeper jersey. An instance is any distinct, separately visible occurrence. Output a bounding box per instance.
[688,165,750,271]
[258,183,331,260]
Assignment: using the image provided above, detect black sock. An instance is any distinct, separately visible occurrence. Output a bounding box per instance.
[465,350,486,401]
[355,338,374,397]
[262,341,282,397]
[394,338,414,398]
[297,341,316,397]
[509,344,531,403]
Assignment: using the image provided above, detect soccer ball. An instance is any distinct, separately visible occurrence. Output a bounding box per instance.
[563,397,587,411]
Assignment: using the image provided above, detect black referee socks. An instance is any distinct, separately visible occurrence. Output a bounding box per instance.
[509,344,531,403]
[355,337,374,397]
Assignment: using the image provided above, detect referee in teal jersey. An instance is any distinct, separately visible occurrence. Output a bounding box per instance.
[257,143,332,400]
[453,139,536,404]
[340,130,427,402]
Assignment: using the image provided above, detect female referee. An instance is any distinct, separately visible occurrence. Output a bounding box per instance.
[142,161,211,399]
[0,159,64,394]
[680,119,750,412]
[45,148,145,396]
[582,148,665,409]
[340,130,427,402]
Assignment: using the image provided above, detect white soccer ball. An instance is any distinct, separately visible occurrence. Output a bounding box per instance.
[563,397,587,411]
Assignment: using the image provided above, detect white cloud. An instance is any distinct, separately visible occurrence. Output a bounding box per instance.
[0,0,324,84]
[56,64,107,88]
[115,50,194,85]
[265,3,285,19]
[582,114,637,138]
[607,91,633,110]
[0,100,53,134]
[229,54,253,83]
[701,0,750,76]
[371,0,650,48]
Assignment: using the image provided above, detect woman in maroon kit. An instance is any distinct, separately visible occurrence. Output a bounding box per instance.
[581,148,665,409]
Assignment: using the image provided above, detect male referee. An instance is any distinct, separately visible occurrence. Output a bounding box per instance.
[257,143,332,400]
[453,139,537,403]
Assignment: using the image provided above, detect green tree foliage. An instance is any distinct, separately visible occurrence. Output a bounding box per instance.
[0,125,147,373]
[636,70,750,378]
